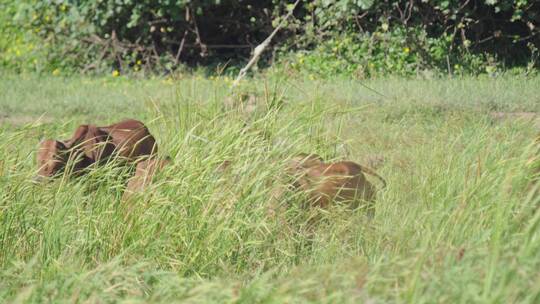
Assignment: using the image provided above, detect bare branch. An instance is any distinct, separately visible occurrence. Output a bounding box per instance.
[189,5,208,57]
[231,0,301,89]
[174,30,189,66]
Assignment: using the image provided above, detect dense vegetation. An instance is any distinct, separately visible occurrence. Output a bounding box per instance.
[1,0,539,76]
[0,75,539,302]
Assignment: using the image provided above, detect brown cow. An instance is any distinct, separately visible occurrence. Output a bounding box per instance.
[122,157,171,201]
[65,119,157,162]
[35,119,157,180]
[287,153,386,210]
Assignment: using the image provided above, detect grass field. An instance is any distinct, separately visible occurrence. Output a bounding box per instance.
[1,74,539,303]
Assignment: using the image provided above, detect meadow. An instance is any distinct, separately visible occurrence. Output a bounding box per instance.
[0,74,539,303]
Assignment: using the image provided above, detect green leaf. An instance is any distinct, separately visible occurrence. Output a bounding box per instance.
[357,0,374,10]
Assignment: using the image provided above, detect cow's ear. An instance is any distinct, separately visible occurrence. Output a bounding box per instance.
[82,125,115,161]
[86,125,111,143]
[65,125,89,148]
[54,140,70,161]
[56,140,68,151]
[80,125,102,159]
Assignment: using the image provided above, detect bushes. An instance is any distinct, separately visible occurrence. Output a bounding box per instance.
[283,26,506,78]
[4,0,282,74]
[0,1,43,72]
[282,0,539,78]
[286,27,440,78]
[306,0,539,60]
[0,0,538,76]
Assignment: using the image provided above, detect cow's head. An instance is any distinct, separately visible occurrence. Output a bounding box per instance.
[35,139,69,180]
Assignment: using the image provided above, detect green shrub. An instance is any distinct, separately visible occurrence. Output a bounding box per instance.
[281,27,503,78]
[2,0,278,74]
[0,1,44,72]
[0,0,538,75]
[277,0,539,78]
[285,27,428,78]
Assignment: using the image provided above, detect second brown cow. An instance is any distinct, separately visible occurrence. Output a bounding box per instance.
[287,153,386,210]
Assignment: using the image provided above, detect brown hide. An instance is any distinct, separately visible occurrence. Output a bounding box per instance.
[288,154,386,209]
[35,119,157,179]
[98,119,157,161]
[123,157,171,200]
[64,124,116,163]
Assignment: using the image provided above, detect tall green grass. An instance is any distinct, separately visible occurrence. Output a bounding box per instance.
[0,74,539,303]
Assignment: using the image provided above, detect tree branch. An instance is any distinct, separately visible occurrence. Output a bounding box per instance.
[231,0,301,89]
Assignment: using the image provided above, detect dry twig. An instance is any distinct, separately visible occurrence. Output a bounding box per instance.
[231,0,301,89]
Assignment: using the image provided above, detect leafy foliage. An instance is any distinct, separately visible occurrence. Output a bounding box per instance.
[0,0,538,75]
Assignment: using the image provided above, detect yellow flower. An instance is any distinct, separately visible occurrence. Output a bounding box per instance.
[52,69,60,76]
[381,23,389,32]
[112,70,120,77]
[403,47,410,54]
[136,60,142,65]
[60,4,67,12]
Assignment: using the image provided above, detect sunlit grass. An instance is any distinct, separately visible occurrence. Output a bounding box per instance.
[0,74,539,303]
